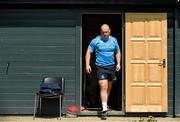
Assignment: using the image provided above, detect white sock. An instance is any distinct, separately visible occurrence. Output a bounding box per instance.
[102,102,107,111]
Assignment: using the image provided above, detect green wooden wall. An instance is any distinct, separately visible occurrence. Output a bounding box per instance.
[167,11,175,116]
[175,8,180,116]
[0,9,79,114]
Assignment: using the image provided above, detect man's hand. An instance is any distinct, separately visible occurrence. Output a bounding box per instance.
[85,49,92,74]
[116,64,121,72]
[86,65,92,74]
[115,51,121,72]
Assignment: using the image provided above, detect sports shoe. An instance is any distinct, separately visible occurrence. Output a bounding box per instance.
[102,110,108,114]
[107,105,109,110]
[101,110,108,120]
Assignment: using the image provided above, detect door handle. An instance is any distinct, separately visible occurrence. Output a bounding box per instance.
[158,59,166,68]
[6,62,10,75]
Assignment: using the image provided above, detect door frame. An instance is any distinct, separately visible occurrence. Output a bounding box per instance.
[80,12,125,115]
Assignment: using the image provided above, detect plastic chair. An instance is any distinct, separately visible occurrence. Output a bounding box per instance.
[33,77,64,120]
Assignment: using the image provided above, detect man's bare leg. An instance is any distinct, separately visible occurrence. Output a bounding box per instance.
[107,81,113,98]
[99,79,108,112]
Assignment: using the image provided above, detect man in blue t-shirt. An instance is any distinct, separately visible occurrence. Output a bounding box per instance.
[85,24,121,115]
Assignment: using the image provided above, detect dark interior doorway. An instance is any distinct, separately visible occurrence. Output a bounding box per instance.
[82,14,122,111]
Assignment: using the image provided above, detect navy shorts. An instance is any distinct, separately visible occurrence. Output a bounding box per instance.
[96,64,117,81]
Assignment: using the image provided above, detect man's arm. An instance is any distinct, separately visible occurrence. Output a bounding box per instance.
[115,51,121,71]
[85,48,92,74]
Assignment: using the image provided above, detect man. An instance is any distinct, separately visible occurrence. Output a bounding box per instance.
[85,24,121,115]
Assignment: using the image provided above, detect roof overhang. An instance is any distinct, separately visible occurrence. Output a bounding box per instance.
[0,0,177,5]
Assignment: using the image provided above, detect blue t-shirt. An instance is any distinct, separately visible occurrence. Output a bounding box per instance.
[88,35,120,66]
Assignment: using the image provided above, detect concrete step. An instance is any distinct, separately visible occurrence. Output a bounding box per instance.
[0,116,180,122]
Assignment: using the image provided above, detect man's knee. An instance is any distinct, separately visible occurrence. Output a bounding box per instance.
[99,80,108,89]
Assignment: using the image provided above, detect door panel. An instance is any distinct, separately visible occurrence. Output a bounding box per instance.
[125,13,167,112]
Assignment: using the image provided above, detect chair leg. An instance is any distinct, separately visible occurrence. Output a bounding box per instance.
[33,93,37,120]
[59,96,62,120]
[40,97,42,114]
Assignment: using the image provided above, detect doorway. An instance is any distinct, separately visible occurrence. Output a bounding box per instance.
[81,14,123,112]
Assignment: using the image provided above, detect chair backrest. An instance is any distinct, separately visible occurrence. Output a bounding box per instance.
[40,77,64,95]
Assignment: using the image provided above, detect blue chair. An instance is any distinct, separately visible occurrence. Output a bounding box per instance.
[33,77,64,120]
